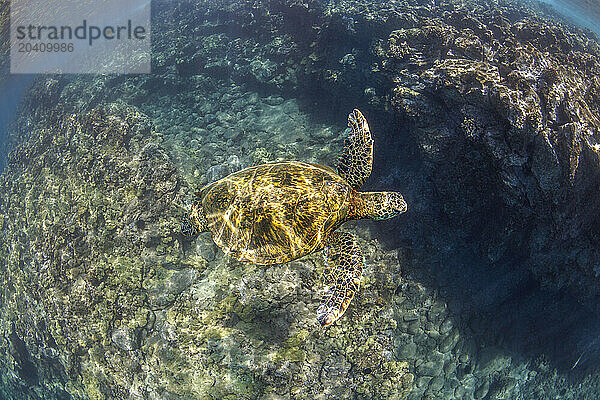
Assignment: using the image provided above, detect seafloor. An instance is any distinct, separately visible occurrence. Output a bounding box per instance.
[1,0,600,399]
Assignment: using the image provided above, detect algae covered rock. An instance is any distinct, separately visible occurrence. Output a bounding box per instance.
[378,0,600,307]
[0,85,187,399]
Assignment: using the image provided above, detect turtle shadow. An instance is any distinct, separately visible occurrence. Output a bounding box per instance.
[360,113,600,379]
[228,304,292,346]
[222,261,302,347]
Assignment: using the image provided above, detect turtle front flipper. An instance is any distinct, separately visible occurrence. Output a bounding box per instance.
[336,109,373,189]
[317,231,364,326]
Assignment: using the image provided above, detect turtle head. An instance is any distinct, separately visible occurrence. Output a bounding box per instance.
[351,191,407,220]
[180,201,207,236]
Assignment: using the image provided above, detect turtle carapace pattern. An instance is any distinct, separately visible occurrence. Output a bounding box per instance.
[182,109,407,326]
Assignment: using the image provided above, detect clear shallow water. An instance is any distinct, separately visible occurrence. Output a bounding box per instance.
[0,71,33,172]
[539,0,600,36]
[0,0,600,399]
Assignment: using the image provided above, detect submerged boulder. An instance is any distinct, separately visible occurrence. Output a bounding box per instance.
[380,8,600,305]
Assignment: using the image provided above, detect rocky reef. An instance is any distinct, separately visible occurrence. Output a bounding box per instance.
[1,0,600,399]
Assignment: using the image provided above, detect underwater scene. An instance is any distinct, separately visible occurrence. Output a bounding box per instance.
[1,0,600,399]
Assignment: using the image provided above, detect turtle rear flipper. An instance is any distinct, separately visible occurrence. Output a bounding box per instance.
[336,109,373,189]
[317,232,364,327]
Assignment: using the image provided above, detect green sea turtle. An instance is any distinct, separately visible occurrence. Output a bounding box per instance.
[181,109,407,326]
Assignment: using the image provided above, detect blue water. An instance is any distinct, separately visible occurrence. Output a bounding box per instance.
[539,0,600,36]
[0,70,34,172]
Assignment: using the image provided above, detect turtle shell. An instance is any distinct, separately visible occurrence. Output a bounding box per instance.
[197,161,351,264]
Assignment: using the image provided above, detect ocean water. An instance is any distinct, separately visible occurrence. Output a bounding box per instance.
[1,0,600,399]
[0,72,32,173]
[539,0,600,36]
